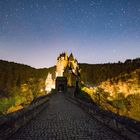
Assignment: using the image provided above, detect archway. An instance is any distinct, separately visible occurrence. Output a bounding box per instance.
[58,84,64,93]
[56,77,67,93]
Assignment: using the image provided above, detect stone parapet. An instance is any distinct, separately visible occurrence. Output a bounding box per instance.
[66,95,140,140]
[0,94,50,140]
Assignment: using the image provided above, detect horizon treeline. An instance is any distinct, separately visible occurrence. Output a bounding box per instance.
[0,60,55,98]
[79,58,140,86]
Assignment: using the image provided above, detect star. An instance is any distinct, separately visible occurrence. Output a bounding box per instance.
[30,5,33,9]
[36,3,39,8]
[5,14,9,19]
[43,5,47,9]
[74,0,78,3]
[113,49,116,53]
[119,23,122,27]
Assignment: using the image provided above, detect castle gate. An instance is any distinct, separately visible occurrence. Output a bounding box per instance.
[55,77,67,93]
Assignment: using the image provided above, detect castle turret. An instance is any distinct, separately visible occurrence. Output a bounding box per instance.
[56,52,68,77]
[69,53,74,61]
[45,73,55,92]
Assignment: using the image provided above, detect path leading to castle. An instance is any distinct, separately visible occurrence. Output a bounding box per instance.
[9,93,124,140]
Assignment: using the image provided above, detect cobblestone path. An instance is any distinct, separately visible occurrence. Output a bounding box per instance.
[9,93,124,140]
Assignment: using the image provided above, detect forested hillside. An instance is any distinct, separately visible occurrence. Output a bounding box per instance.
[79,58,140,86]
[0,60,55,114]
[0,60,56,97]
[79,58,140,121]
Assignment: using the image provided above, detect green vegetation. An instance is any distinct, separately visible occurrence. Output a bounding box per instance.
[0,60,55,114]
[80,58,140,121]
[0,57,140,121]
[79,58,140,86]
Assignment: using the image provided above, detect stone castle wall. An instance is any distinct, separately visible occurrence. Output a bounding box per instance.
[56,57,68,77]
[45,52,80,92]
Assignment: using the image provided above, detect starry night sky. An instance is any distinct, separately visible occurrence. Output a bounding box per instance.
[0,0,140,68]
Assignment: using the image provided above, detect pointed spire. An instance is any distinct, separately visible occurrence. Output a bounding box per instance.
[64,52,68,60]
[69,53,74,61]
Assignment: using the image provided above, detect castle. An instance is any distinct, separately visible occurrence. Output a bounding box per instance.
[45,52,80,93]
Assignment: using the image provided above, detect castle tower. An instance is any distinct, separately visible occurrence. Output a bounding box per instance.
[45,52,80,93]
[56,52,68,77]
[69,53,74,61]
[45,73,55,92]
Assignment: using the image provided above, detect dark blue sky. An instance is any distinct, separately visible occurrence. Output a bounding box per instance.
[0,0,140,68]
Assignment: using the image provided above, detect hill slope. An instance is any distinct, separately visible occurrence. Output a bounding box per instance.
[79,58,140,86]
[0,60,55,114]
[0,60,56,96]
[79,58,140,121]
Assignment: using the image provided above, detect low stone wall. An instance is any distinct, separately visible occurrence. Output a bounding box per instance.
[66,95,140,140]
[0,94,50,140]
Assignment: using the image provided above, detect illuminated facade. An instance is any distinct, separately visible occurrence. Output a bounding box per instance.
[45,52,80,92]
